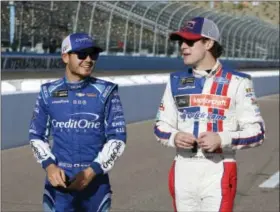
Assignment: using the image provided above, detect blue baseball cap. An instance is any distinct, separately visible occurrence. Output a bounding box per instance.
[169,17,220,43]
[61,33,103,54]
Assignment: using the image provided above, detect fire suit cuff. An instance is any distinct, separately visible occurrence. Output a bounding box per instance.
[218,131,232,148]
[169,131,179,148]
[90,162,104,175]
[42,158,56,170]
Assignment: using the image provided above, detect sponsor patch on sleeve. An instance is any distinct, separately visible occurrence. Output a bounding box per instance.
[102,85,112,98]
[245,87,256,98]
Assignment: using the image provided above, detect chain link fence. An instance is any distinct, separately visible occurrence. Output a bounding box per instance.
[1,1,279,60]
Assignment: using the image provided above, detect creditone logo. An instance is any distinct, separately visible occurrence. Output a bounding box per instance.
[103,141,123,169]
[176,94,231,110]
[30,141,48,160]
[191,94,231,110]
[52,113,101,129]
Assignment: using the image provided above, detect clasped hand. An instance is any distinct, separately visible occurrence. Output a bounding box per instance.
[174,131,222,152]
[46,164,96,191]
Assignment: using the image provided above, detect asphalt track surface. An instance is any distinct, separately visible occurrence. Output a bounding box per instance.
[1,94,279,212]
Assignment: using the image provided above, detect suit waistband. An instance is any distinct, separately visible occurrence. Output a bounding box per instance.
[58,162,91,168]
[176,150,236,162]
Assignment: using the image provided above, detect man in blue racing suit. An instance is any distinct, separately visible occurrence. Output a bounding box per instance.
[29,32,127,212]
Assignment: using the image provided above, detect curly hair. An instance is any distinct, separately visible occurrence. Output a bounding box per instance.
[202,38,223,58]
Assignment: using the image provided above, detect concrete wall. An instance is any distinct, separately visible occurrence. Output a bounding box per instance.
[253,77,279,97]
[1,84,165,149]
[2,52,279,71]
[2,76,279,150]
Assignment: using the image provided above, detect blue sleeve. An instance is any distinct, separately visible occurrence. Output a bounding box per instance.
[90,86,127,175]
[105,86,127,142]
[29,86,56,169]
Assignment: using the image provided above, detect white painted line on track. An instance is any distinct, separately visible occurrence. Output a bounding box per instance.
[259,171,279,188]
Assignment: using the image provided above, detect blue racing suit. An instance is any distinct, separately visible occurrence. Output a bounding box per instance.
[29,76,127,212]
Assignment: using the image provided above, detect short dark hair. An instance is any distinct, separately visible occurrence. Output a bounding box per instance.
[202,38,223,58]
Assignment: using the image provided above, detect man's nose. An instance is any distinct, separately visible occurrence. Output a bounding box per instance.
[181,42,190,49]
[84,55,92,61]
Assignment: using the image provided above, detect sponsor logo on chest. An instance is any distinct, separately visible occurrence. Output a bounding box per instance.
[52,90,68,97]
[175,94,231,110]
[52,113,101,130]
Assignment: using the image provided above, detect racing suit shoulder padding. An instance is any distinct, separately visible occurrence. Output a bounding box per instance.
[40,78,65,105]
[90,77,117,103]
[227,70,251,79]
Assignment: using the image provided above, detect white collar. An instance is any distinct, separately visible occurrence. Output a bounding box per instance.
[192,60,221,78]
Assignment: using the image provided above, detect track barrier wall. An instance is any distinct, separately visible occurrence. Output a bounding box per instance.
[1,71,279,149]
[2,53,279,71]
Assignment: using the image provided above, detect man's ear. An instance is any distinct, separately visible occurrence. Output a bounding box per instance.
[205,40,215,50]
[62,53,69,64]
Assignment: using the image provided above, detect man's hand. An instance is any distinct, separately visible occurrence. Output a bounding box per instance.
[174,132,196,149]
[46,164,67,188]
[197,132,222,152]
[68,167,96,191]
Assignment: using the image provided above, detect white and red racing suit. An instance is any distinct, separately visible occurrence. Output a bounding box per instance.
[154,61,265,212]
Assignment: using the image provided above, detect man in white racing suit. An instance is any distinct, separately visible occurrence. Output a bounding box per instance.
[154,17,265,212]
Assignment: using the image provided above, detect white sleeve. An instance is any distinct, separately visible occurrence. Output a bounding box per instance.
[154,79,179,147]
[92,139,125,174]
[218,78,265,150]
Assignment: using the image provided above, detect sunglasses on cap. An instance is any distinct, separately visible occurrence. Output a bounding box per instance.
[69,51,99,60]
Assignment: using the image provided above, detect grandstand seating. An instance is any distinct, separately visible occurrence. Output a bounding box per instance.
[1,1,279,60]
